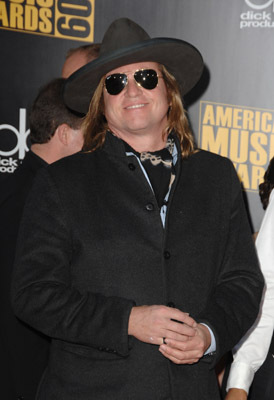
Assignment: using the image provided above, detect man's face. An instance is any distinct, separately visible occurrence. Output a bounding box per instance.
[103,62,169,143]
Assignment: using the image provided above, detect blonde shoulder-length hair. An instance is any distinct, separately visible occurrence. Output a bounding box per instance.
[82,64,196,158]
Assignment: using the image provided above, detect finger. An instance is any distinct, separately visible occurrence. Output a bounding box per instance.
[159,346,199,365]
[159,342,204,360]
[153,333,189,347]
[163,337,205,355]
[148,326,193,346]
[166,319,197,337]
[168,309,197,327]
[160,331,189,343]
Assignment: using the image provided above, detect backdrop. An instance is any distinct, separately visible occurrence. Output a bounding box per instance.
[1,0,274,232]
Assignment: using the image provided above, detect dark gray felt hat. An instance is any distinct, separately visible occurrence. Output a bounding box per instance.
[63,17,204,114]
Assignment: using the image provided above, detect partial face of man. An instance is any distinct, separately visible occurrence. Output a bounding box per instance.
[103,62,170,146]
[62,50,88,78]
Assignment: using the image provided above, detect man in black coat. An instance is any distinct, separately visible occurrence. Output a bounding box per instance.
[11,18,264,399]
[0,78,83,400]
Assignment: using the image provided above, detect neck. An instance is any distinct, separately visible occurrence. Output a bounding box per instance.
[110,130,168,153]
[31,142,61,164]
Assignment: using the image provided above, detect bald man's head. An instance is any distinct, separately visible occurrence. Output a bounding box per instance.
[62,43,100,78]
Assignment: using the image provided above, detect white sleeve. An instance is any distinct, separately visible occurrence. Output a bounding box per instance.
[226,190,274,393]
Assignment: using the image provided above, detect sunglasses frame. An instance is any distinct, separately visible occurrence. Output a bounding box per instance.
[104,68,163,95]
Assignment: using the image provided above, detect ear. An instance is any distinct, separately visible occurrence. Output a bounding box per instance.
[56,123,70,146]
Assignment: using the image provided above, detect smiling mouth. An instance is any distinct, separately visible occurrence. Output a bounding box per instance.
[125,103,146,110]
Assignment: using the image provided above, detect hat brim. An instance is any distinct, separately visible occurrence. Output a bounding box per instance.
[63,38,204,114]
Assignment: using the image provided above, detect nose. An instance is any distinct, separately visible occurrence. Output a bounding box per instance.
[125,75,142,97]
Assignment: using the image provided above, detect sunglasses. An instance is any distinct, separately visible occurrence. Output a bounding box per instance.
[104,69,162,95]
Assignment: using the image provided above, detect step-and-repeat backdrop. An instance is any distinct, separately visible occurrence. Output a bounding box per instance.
[1,0,274,232]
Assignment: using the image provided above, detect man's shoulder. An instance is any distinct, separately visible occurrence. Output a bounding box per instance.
[191,148,232,164]
[0,163,35,207]
[187,149,234,174]
[48,151,94,175]
[182,149,239,193]
[0,175,17,206]
[38,151,97,189]
[0,151,48,211]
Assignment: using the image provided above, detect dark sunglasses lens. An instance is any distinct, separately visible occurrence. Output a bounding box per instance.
[134,69,158,90]
[105,74,127,95]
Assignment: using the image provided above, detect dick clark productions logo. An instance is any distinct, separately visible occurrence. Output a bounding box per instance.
[0,109,30,173]
[241,0,274,28]
[245,0,274,10]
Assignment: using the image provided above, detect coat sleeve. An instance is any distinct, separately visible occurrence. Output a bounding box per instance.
[226,190,274,393]
[11,167,135,357]
[197,160,264,363]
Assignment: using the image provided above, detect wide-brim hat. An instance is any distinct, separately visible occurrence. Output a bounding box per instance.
[63,18,204,114]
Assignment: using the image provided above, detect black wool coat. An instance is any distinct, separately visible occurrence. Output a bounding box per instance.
[11,132,264,400]
[0,151,50,400]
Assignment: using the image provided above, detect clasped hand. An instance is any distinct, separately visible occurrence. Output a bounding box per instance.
[128,305,211,364]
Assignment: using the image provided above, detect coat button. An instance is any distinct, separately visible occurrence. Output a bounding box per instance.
[167,302,175,308]
[145,203,154,211]
[109,348,116,353]
[128,163,136,170]
[164,251,171,259]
